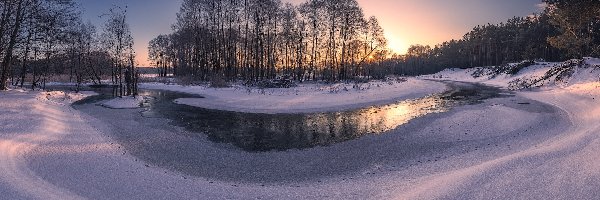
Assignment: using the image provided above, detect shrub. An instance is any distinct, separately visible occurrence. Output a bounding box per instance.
[210,76,230,88]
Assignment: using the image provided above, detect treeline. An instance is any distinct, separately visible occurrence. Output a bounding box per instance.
[394,0,600,75]
[152,0,600,81]
[0,0,137,96]
[148,0,389,82]
[394,12,564,75]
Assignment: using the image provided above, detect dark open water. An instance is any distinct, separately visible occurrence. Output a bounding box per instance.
[65,81,508,152]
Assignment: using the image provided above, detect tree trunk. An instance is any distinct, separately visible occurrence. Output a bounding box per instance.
[0,0,24,90]
[19,23,33,88]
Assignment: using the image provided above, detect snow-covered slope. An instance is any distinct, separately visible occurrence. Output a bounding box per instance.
[0,90,96,199]
[422,57,600,90]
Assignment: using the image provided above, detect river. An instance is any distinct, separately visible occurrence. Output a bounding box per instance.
[64,81,567,183]
[70,81,507,152]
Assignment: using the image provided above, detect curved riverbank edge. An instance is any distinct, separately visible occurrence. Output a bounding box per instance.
[389,84,600,199]
[70,82,570,185]
[2,82,593,199]
[141,78,448,114]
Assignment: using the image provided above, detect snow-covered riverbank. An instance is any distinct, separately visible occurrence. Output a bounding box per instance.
[389,82,600,199]
[140,78,447,113]
[0,89,96,199]
[0,80,568,199]
[421,57,600,89]
[1,62,600,199]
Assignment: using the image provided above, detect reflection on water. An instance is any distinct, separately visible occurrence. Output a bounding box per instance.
[131,82,505,152]
[66,82,505,152]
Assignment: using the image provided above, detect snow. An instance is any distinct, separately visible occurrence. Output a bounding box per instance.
[101,96,144,109]
[390,82,600,199]
[584,57,600,65]
[423,59,600,89]
[0,82,566,199]
[421,64,547,88]
[0,90,96,199]
[1,59,600,199]
[38,91,97,106]
[141,78,447,113]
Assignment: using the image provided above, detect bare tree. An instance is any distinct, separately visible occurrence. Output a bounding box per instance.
[101,5,135,96]
[0,0,25,90]
[156,0,390,84]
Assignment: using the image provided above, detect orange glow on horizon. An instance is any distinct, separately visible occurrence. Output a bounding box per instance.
[133,0,542,66]
[285,0,541,55]
[134,46,150,67]
[384,31,409,55]
[357,0,471,55]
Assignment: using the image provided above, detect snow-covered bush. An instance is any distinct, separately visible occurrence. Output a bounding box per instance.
[245,78,296,89]
[508,59,582,90]
[210,76,230,88]
[470,67,493,78]
[176,76,203,86]
[504,60,535,75]
[508,78,537,90]
[471,60,535,79]
[352,82,371,91]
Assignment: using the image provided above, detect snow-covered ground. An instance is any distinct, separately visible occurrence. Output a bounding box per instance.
[395,58,600,198]
[422,57,600,89]
[140,78,447,113]
[0,89,96,199]
[1,58,600,199]
[389,82,600,199]
[0,80,569,199]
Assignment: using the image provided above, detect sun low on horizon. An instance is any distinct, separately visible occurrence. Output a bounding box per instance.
[79,0,542,66]
[353,0,544,55]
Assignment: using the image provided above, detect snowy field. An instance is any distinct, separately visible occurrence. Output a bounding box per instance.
[1,59,600,199]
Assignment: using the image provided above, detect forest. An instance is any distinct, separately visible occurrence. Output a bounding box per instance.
[395,0,600,75]
[0,0,136,96]
[0,0,599,91]
[149,0,600,82]
[148,0,389,83]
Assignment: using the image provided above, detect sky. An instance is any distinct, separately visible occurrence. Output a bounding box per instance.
[77,0,543,67]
